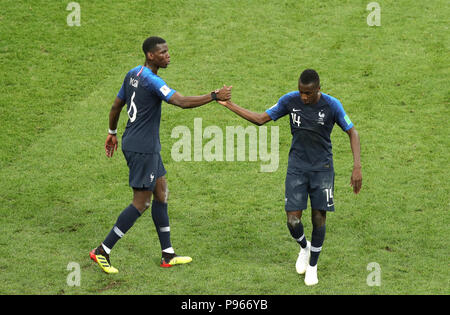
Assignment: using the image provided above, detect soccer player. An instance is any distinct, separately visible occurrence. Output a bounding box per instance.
[90,36,232,274]
[218,69,362,285]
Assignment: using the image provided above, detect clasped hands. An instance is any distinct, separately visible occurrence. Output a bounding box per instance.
[214,85,233,105]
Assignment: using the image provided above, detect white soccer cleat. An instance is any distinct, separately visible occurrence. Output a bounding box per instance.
[296,241,311,274]
[304,264,319,286]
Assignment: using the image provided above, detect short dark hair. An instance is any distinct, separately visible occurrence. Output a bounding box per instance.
[142,36,166,55]
[299,69,320,87]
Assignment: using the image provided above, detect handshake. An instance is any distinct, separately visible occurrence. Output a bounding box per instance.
[212,85,233,106]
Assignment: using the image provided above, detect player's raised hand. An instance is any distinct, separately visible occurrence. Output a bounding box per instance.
[105,134,118,158]
[215,85,232,101]
[350,166,362,194]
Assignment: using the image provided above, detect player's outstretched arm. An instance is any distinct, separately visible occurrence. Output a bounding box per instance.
[218,100,272,126]
[346,126,362,194]
[168,85,231,109]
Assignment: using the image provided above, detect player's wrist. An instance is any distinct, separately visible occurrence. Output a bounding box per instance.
[108,128,117,135]
[211,89,219,101]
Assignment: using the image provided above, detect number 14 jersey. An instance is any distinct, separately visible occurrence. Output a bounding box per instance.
[266,92,353,173]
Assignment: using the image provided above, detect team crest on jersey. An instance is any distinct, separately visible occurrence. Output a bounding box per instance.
[317,110,325,125]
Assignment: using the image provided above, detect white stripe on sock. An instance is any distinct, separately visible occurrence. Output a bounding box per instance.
[310,245,322,252]
[160,226,170,232]
[163,247,174,254]
[296,234,305,242]
[113,226,125,238]
[101,243,111,254]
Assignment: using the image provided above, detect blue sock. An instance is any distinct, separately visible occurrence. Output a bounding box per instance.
[103,204,141,251]
[151,200,172,251]
[310,225,326,266]
[287,221,307,249]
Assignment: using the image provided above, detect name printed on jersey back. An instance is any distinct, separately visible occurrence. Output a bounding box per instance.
[130,77,139,88]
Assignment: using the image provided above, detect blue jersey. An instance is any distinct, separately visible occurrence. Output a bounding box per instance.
[117,66,176,153]
[266,92,353,172]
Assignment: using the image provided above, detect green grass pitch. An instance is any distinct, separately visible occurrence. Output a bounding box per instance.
[0,0,448,294]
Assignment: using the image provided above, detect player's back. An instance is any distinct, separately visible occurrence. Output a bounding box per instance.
[117,66,176,153]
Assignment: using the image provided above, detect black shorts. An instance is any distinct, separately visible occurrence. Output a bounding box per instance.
[122,151,167,191]
[285,170,335,211]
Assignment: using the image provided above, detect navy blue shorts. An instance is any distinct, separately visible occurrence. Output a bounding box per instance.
[122,151,167,191]
[285,170,335,211]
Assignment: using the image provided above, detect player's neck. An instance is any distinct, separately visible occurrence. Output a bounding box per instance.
[312,92,322,104]
[144,61,159,75]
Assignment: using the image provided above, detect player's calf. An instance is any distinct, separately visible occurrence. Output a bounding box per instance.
[286,212,307,249]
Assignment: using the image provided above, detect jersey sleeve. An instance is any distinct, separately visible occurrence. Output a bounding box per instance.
[148,75,176,102]
[331,97,353,131]
[265,95,289,121]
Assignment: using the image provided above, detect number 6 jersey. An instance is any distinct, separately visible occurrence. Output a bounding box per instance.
[117,65,176,153]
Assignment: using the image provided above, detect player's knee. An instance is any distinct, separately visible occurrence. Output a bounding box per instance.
[153,189,168,203]
[153,177,168,203]
[164,188,169,203]
[311,210,326,228]
[135,200,150,214]
[287,214,301,229]
[133,204,146,214]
